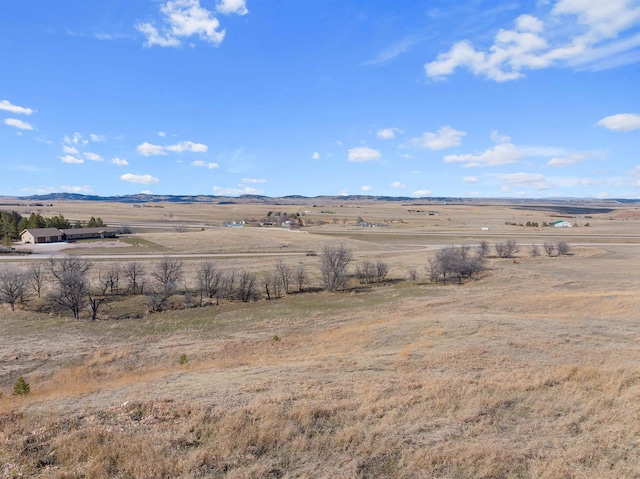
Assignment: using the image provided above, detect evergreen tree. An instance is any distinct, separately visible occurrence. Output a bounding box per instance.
[13,376,30,395]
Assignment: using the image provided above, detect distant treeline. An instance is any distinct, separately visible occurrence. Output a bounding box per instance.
[0,210,106,241]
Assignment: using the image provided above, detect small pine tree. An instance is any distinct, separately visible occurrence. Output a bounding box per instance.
[179,353,187,365]
[13,376,30,395]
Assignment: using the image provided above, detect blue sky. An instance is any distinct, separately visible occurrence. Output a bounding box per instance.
[1,0,639,198]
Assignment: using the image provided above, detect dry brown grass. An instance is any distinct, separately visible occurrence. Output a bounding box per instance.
[2,200,640,477]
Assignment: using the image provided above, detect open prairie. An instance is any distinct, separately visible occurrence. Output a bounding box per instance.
[2,199,640,478]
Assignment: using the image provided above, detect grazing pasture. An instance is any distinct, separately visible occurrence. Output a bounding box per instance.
[1,199,640,478]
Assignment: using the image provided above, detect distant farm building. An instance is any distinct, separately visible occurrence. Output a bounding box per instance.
[19,228,63,244]
[551,220,573,228]
[20,227,119,244]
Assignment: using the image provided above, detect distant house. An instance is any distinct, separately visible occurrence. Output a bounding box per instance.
[20,227,119,244]
[61,227,119,241]
[551,220,573,228]
[20,228,64,244]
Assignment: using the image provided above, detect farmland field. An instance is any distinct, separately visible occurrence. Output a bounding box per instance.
[1,199,640,478]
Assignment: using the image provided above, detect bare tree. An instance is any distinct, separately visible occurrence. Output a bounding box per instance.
[375,260,389,282]
[88,291,109,321]
[106,264,120,294]
[319,245,352,292]
[275,259,292,294]
[427,245,486,284]
[47,256,91,282]
[237,270,258,302]
[196,261,222,306]
[477,240,490,259]
[408,268,418,282]
[495,240,519,259]
[28,261,47,298]
[221,270,236,302]
[543,242,556,257]
[49,268,90,320]
[530,244,541,258]
[295,265,307,293]
[557,241,571,256]
[152,256,183,297]
[0,269,28,311]
[124,261,145,294]
[97,264,120,295]
[355,261,375,284]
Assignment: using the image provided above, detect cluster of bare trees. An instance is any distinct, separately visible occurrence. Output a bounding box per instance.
[0,254,316,319]
[427,245,486,284]
[0,239,575,319]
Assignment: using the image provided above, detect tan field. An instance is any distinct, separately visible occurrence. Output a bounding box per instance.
[1,199,640,478]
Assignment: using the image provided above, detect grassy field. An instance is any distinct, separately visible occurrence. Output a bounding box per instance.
[1,200,640,477]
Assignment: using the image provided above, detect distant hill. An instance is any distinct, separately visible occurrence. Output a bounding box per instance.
[1,192,638,207]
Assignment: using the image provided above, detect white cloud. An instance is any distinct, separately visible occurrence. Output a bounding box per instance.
[312,152,320,160]
[361,185,372,192]
[391,181,406,189]
[191,160,219,169]
[0,100,34,115]
[60,155,84,164]
[137,140,207,155]
[412,189,432,196]
[158,131,167,137]
[445,142,523,167]
[121,173,160,185]
[166,140,208,153]
[90,133,106,142]
[546,153,589,167]
[363,35,427,66]
[348,146,381,162]
[495,172,553,189]
[216,0,248,15]
[490,130,511,144]
[137,0,242,48]
[376,127,403,140]
[463,176,479,183]
[63,133,87,145]
[598,113,640,131]
[62,145,79,155]
[141,190,153,195]
[4,118,34,130]
[213,185,263,195]
[241,178,266,183]
[399,153,413,159]
[425,2,640,81]
[407,126,466,150]
[83,152,103,162]
[112,157,129,166]
[137,142,168,156]
[61,185,92,194]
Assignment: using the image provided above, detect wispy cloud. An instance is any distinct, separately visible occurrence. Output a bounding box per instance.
[406,126,466,150]
[191,160,219,169]
[0,100,34,115]
[121,173,160,185]
[241,177,266,184]
[425,1,640,81]
[112,157,129,166]
[4,118,34,130]
[138,140,208,156]
[363,35,430,66]
[213,185,262,195]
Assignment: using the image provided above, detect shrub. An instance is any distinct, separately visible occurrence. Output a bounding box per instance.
[13,376,30,395]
